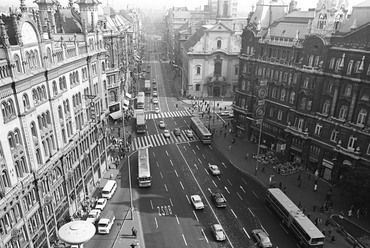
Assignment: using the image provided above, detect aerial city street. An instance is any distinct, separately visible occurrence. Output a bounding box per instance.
[0,0,369,248]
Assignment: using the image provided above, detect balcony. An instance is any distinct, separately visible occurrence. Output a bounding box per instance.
[232,104,250,115]
[284,124,309,139]
[333,141,361,160]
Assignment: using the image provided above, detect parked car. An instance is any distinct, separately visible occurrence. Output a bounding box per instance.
[95,198,107,211]
[159,120,166,128]
[211,192,226,208]
[252,229,272,248]
[163,129,170,138]
[208,164,220,175]
[153,91,158,97]
[211,224,226,241]
[174,128,181,136]
[190,195,204,210]
[185,129,194,138]
[86,209,101,224]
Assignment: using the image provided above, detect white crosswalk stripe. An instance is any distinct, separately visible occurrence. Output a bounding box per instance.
[131,130,198,151]
[145,110,192,120]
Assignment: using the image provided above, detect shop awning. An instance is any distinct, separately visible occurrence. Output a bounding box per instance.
[125,93,132,99]
[109,111,122,120]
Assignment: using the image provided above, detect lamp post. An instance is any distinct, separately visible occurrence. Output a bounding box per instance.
[173,64,184,98]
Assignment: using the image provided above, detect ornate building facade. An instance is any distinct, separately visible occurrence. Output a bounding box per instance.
[0,0,138,247]
[235,0,370,182]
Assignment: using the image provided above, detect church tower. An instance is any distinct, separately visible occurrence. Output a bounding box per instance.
[309,0,349,37]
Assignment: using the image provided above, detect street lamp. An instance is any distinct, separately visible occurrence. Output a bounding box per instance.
[173,64,184,97]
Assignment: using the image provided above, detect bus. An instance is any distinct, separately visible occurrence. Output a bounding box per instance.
[266,188,325,248]
[137,92,145,109]
[137,147,151,187]
[190,117,212,144]
[136,113,146,133]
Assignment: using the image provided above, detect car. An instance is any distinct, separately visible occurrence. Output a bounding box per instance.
[219,111,230,116]
[159,120,166,128]
[228,112,234,118]
[208,164,220,175]
[211,192,226,207]
[153,98,158,104]
[86,209,101,224]
[163,129,170,138]
[154,107,160,113]
[252,229,272,248]
[190,195,204,210]
[185,129,194,138]
[174,128,181,136]
[152,79,156,84]
[95,198,107,211]
[211,224,226,241]
[153,91,158,97]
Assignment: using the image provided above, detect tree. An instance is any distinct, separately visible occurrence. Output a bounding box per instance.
[337,165,370,208]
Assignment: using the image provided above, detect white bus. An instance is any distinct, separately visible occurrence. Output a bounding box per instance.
[136,113,146,133]
[190,117,212,144]
[266,188,325,248]
[101,180,117,199]
[138,147,151,187]
[137,92,145,109]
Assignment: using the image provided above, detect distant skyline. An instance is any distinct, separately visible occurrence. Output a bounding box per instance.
[3,0,366,16]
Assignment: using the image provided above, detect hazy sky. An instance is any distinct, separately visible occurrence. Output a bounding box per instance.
[5,0,366,15]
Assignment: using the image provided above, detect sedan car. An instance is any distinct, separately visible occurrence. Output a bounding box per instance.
[154,107,160,113]
[252,229,273,248]
[86,209,101,224]
[190,195,204,210]
[174,128,181,136]
[95,198,107,211]
[211,224,226,241]
[163,129,170,138]
[159,120,166,128]
[185,129,194,138]
[152,91,158,97]
[211,192,226,207]
[152,98,158,104]
[208,164,220,175]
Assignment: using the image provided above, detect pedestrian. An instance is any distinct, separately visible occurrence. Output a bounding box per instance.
[302,207,306,214]
[298,180,302,188]
[322,229,326,237]
[283,187,287,194]
[307,212,311,219]
[357,209,360,218]
[279,182,282,189]
[330,235,335,244]
[298,173,301,181]
[228,145,232,151]
[298,201,302,209]
[261,165,265,173]
[245,153,249,159]
[224,132,226,138]
[132,227,137,238]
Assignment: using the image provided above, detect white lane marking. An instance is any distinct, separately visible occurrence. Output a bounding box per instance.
[222,162,227,168]
[155,217,158,228]
[231,209,238,219]
[242,178,248,185]
[280,223,289,234]
[212,180,217,187]
[224,186,230,194]
[192,149,196,154]
[166,151,169,156]
[243,227,250,238]
[240,185,246,193]
[168,205,172,215]
[237,192,243,200]
[261,225,269,236]
[157,206,161,216]
[194,164,198,170]
[201,229,209,243]
[180,181,184,190]
[202,154,205,158]
[150,200,154,209]
[205,168,209,175]
[217,175,221,181]
[196,145,200,150]
[248,208,255,218]
[160,172,163,179]
[174,169,179,177]
[164,184,168,192]
[182,234,188,246]
[170,160,174,166]
[175,214,180,224]
[156,161,159,167]
[186,195,190,204]
[227,179,232,186]
[252,190,259,199]
[198,158,202,164]
[169,197,174,207]
[193,210,199,222]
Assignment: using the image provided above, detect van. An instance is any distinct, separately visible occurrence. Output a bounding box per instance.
[101,180,117,199]
[97,211,115,234]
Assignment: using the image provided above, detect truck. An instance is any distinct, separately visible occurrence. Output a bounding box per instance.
[144,80,151,95]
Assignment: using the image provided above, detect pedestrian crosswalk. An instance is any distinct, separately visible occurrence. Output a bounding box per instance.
[131,130,198,151]
[145,110,192,120]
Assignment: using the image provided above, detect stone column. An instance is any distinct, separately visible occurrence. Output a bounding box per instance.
[347,84,358,122]
[330,80,339,116]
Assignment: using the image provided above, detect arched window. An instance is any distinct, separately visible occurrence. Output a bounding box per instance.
[196,66,201,75]
[1,101,7,119]
[59,77,63,91]
[35,149,43,165]
[37,87,43,101]
[53,81,58,96]
[31,122,37,137]
[280,89,286,101]
[14,54,22,73]
[14,129,21,145]
[32,89,39,104]
[299,97,306,110]
[58,106,63,120]
[22,94,30,110]
[26,52,31,69]
[8,132,15,149]
[43,141,49,157]
[339,105,348,120]
[42,113,47,128]
[0,170,10,187]
[217,40,222,49]
[76,71,80,83]
[344,85,352,97]
[46,111,51,124]
[357,109,367,125]
[41,85,47,100]
[47,47,53,64]
[322,100,331,115]
[7,99,15,116]
[271,88,277,98]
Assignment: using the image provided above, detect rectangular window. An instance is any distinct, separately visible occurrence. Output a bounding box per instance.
[335,59,341,72]
[330,130,338,142]
[269,108,274,117]
[329,58,335,69]
[298,118,304,131]
[314,124,322,136]
[277,110,283,120]
[367,65,370,75]
[348,136,357,150]
[347,60,354,75]
[234,66,239,75]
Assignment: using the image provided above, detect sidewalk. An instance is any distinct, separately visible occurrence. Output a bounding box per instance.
[209,123,370,248]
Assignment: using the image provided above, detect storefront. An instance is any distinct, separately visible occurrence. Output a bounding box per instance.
[322,159,333,181]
